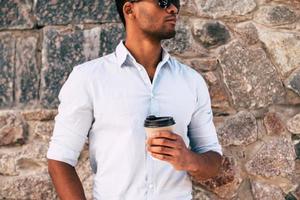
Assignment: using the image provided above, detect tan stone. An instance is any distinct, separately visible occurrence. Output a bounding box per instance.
[251,180,285,200]
[21,109,58,121]
[287,113,300,134]
[0,110,27,146]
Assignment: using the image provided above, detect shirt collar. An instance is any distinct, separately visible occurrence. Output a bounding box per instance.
[115,40,171,68]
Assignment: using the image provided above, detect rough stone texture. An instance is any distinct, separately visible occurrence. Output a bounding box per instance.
[257,27,300,77]
[263,112,286,135]
[0,174,57,199]
[287,113,300,134]
[0,111,27,146]
[41,24,124,108]
[192,20,230,48]
[34,0,119,26]
[217,111,258,146]
[0,33,15,108]
[251,180,285,200]
[255,5,297,26]
[21,109,58,121]
[245,136,296,178]
[15,36,39,106]
[193,156,242,198]
[194,0,257,18]
[218,41,285,109]
[285,67,300,96]
[0,153,18,176]
[235,22,260,45]
[0,0,34,30]
[0,1,299,199]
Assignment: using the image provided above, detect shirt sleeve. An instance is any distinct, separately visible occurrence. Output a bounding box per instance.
[46,66,94,167]
[188,73,223,156]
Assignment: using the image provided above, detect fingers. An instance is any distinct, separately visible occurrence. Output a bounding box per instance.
[148,145,177,156]
[148,138,177,148]
[151,131,178,140]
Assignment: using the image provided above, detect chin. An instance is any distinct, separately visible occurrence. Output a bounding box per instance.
[160,30,176,40]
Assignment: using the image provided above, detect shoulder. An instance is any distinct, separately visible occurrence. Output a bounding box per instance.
[71,53,116,79]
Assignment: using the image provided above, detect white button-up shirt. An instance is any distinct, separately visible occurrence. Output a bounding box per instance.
[47,41,222,200]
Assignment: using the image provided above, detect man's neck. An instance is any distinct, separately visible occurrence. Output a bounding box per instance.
[124,36,162,71]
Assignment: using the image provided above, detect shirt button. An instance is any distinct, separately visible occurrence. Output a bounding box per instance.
[149,184,154,189]
[138,67,142,71]
[151,93,154,98]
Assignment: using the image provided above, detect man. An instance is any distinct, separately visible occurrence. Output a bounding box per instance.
[47,0,223,199]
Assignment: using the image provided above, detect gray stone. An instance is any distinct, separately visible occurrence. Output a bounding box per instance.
[99,23,125,57]
[257,28,300,76]
[255,5,297,26]
[40,25,124,108]
[0,174,57,199]
[34,0,119,26]
[285,67,300,96]
[0,0,34,30]
[218,41,285,109]
[193,20,230,48]
[263,112,286,135]
[0,33,15,108]
[189,58,219,72]
[251,180,285,200]
[217,111,258,146]
[287,113,300,134]
[245,136,296,178]
[15,36,39,106]
[194,0,256,18]
[0,111,27,146]
[295,142,300,159]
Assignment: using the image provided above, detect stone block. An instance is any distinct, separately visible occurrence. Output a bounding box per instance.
[30,121,54,141]
[0,111,27,146]
[0,152,18,176]
[217,111,258,146]
[0,33,15,108]
[21,109,58,121]
[0,174,57,199]
[257,28,300,77]
[15,36,39,106]
[245,136,296,178]
[34,0,119,26]
[235,22,260,45]
[255,5,297,26]
[218,41,285,109]
[251,180,285,200]
[285,67,300,96]
[192,20,230,48]
[287,113,300,134]
[0,0,34,30]
[263,112,286,135]
[194,0,256,18]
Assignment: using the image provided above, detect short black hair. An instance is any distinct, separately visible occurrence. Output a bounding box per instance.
[115,0,128,27]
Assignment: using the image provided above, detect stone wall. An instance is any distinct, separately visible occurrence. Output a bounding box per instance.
[0,0,299,199]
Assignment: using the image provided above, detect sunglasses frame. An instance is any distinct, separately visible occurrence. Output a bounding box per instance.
[128,0,180,10]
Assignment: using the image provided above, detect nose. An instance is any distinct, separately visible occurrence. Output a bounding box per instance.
[166,3,179,14]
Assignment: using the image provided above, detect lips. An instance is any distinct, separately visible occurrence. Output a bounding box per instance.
[165,18,177,24]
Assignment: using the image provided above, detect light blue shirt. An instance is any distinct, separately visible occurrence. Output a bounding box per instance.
[47,41,222,200]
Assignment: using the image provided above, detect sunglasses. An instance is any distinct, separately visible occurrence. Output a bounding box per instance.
[129,0,180,10]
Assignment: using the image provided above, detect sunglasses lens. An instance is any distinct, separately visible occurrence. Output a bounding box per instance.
[158,0,180,10]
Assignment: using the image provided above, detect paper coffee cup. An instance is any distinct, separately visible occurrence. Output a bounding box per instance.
[144,115,176,160]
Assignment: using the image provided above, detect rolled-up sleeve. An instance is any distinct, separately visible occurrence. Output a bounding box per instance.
[47,66,94,167]
[188,73,222,156]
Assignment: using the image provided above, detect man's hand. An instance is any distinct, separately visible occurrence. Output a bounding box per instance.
[146,130,222,181]
[146,131,191,171]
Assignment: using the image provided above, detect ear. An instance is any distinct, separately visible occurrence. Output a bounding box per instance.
[123,2,135,17]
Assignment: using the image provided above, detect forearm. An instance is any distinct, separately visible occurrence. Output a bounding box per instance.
[185,151,222,181]
[48,159,86,200]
